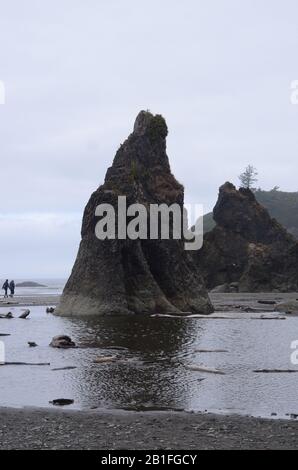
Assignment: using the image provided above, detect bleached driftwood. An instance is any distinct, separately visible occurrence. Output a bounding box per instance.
[151,313,285,320]
[186,364,226,375]
[3,362,50,366]
[93,355,117,364]
[254,369,298,373]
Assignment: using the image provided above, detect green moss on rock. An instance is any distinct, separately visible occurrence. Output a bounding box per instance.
[148,114,168,141]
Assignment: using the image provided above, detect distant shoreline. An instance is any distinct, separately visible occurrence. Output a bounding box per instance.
[0,406,297,450]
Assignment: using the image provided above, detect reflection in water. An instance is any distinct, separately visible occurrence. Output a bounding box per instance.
[70,315,202,410]
[0,306,298,418]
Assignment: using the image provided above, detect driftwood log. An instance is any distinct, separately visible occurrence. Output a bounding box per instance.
[49,399,74,406]
[254,369,298,373]
[19,309,30,319]
[186,364,226,375]
[93,355,117,364]
[0,312,13,319]
[3,362,50,366]
[195,349,228,353]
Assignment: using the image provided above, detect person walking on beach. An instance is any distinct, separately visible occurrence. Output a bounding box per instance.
[9,280,15,298]
[2,279,9,298]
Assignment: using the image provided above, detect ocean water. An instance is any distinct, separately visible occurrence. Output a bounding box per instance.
[0,303,298,419]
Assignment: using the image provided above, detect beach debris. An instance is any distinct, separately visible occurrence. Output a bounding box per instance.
[195,349,228,353]
[46,307,55,314]
[50,335,76,349]
[105,346,129,351]
[0,301,18,306]
[290,413,298,419]
[252,315,286,320]
[51,366,77,371]
[275,301,298,315]
[254,369,298,373]
[28,342,38,347]
[93,355,117,364]
[0,312,13,319]
[151,312,284,320]
[4,362,50,366]
[258,300,276,305]
[19,309,30,319]
[49,398,74,406]
[186,364,226,375]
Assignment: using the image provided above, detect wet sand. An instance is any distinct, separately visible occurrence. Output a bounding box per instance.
[0,406,297,450]
[0,295,60,307]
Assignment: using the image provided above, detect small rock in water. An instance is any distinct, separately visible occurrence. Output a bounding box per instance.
[19,309,30,319]
[28,342,38,347]
[50,335,76,349]
[50,398,74,406]
[46,307,55,314]
[290,413,298,419]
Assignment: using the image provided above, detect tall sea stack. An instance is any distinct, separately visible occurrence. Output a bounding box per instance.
[57,111,213,316]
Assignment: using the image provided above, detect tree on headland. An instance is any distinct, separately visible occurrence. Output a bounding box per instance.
[239,165,258,190]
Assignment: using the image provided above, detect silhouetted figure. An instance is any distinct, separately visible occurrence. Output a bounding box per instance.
[9,280,15,298]
[2,280,9,298]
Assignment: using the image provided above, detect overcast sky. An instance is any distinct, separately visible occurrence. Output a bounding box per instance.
[0,0,298,278]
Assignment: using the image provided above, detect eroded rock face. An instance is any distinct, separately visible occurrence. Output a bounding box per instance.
[196,182,298,292]
[57,111,212,316]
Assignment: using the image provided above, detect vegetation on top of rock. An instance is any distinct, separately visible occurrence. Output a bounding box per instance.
[147,114,168,141]
[239,164,258,190]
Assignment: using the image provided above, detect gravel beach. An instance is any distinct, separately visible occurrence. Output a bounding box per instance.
[0,407,297,450]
